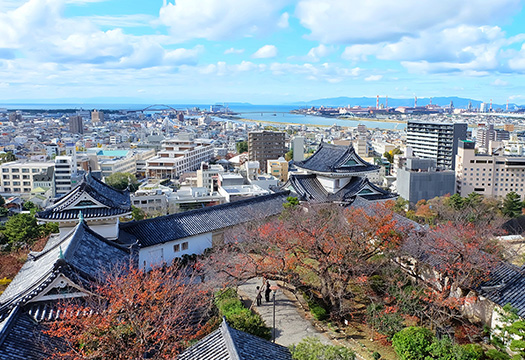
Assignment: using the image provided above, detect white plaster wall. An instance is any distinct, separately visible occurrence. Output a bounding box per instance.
[139,232,213,270]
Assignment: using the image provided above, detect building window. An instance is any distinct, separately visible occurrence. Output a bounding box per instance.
[11,169,18,173]
[173,244,180,252]
[182,242,189,250]
[1,169,7,173]
[22,169,29,173]
[22,175,29,179]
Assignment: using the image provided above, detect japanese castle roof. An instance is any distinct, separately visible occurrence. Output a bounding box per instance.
[294,143,379,174]
[178,318,292,360]
[0,220,130,315]
[477,262,525,318]
[283,174,396,204]
[120,191,290,248]
[36,172,131,221]
[0,305,65,360]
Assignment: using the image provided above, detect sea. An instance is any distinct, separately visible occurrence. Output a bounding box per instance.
[0,103,405,130]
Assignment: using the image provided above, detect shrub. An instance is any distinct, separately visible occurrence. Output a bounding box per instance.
[366,303,404,339]
[302,293,328,321]
[485,349,511,360]
[392,327,433,360]
[372,351,381,360]
[214,288,271,340]
[290,337,355,360]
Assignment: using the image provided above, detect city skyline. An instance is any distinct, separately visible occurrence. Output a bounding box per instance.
[1,0,525,104]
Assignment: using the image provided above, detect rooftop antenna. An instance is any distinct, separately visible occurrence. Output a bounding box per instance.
[376,95,379,110]
[414,96,417,108]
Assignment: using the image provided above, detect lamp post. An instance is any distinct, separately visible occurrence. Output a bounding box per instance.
[270,285,279,343]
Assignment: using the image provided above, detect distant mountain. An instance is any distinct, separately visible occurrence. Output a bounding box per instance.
[289,96,519,110]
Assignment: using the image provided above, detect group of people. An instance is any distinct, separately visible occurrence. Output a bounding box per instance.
[255,280,272,306]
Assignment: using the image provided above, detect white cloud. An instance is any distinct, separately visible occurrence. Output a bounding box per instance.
[278,12,289,28]
[224,47,245,55]
[342,44,380,62]
[492,79,509,86]
[252,45,278,59]
[365,75,383,81]
[307,44,335,61]
[159,0,288,42]
[295,0,521,44]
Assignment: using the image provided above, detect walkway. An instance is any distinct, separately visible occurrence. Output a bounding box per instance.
[238,278,330,347]
[238,278,371,359]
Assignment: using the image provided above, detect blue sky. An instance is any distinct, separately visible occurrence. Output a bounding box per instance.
[1,0,525,104]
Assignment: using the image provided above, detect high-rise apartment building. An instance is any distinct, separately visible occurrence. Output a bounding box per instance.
[69,115,84,134]
[406,121,467,170]
[91,110,104,124]
[248,131,286,173]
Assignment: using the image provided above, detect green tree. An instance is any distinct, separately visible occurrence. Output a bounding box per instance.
[290,337,356,360]
[446,194,465,211]
[236,140,248,154]
[283,196,299,209]
[392,327,433,360]
[492,304,525,359]
[131,206,146,221]
[383,148,402,163]
[285,149,294,162]
[22,201,38,212]
[0,195,5,207]
[502,191,523,218]
[105,172,139,192]
[2,213,41,249]
[0,152,16,164]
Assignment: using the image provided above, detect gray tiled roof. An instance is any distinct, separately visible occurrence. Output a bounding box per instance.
[178,319,292,360]
[37,172,131,220]
[120,191,290,248]
[478,262,525,318]
[0,306,64,360]
[295,143,379,174]
[0,221,130,313]
[284,174,395,204]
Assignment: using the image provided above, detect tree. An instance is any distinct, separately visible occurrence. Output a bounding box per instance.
[131,205,146,221]
[236,140,248,154]
[0,194,5,207]
[398,222,502,328]
[392,327,433,360]
[283,196,299,210]
[384,148,402,163]
[207,201,409,321]
[502,191,523,218]
[290,337,355,360]
[105,172,139,192]
[1,213,41,249]
[285,149,293,161]
[492,304,525,359]
[0,152,16,164]
[22,201,38,212]
[45,263,213,359]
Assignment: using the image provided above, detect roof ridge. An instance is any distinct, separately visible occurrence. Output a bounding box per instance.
[0,306,19,346]
[220,319,241,360]
[121,191,290,229]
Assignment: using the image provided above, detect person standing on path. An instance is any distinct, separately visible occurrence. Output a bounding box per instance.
[256,286,262,306]
[265,281,272,302]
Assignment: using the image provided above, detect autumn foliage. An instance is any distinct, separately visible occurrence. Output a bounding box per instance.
[45,264,212,360]
[207,201,410,320]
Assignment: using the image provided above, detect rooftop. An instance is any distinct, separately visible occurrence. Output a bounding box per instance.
[120,191,290,247]
[178,319,292,360]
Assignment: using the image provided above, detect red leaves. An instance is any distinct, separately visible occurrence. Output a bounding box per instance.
[44,263,212,360]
